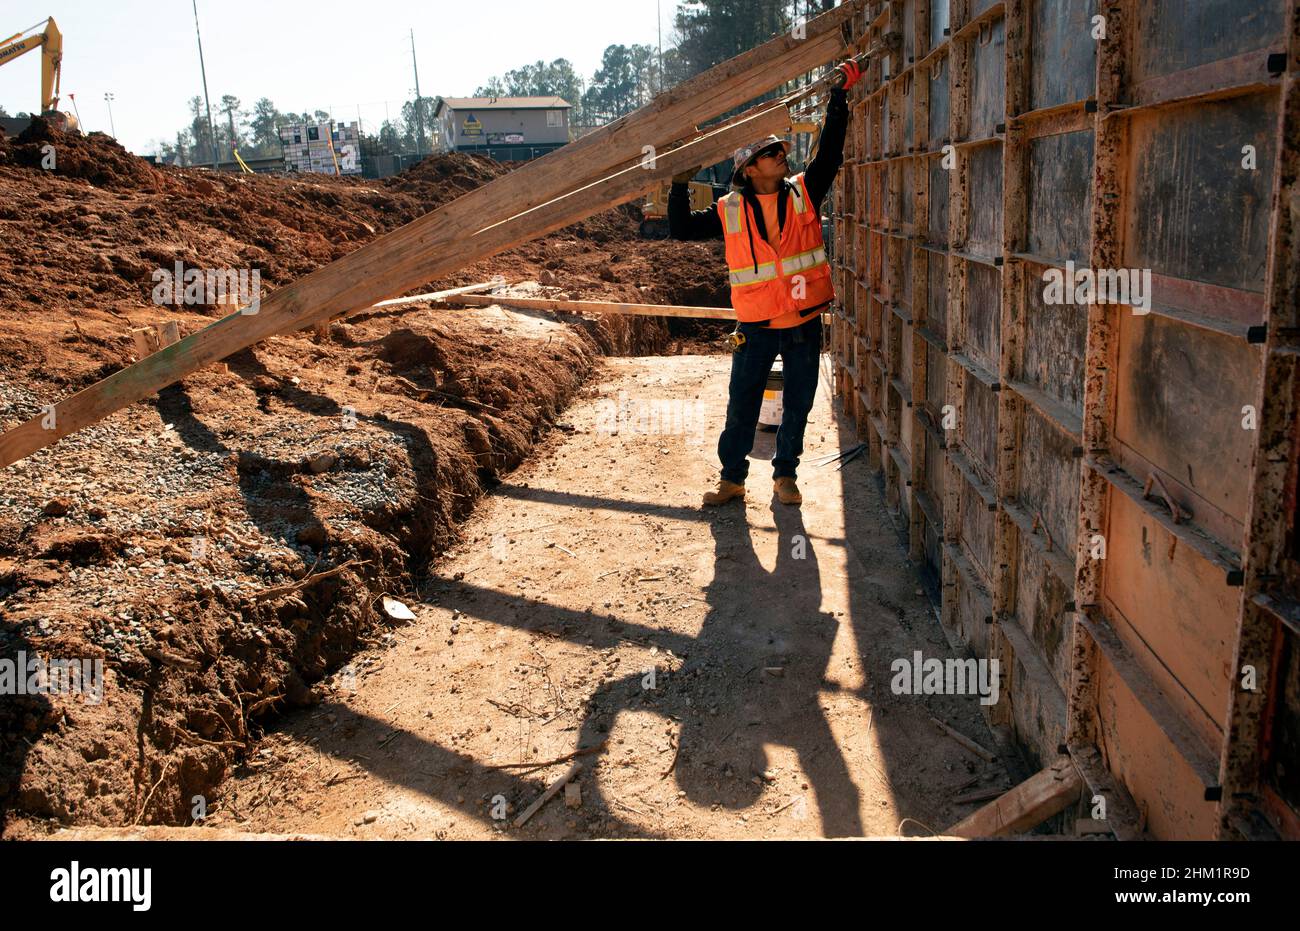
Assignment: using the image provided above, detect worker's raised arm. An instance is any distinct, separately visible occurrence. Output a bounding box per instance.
[668,168,723,241]
[802,81,853,211]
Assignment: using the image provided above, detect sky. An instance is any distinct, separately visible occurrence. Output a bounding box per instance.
[0,0,678,154]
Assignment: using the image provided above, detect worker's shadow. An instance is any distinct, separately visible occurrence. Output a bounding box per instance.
[575,502,863,837]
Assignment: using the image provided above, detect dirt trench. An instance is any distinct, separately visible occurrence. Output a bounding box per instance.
[0,127,731,836]
[1,126,1013,840]
[156,354,1014,840]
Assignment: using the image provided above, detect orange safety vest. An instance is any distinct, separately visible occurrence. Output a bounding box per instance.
[716,172,834,323]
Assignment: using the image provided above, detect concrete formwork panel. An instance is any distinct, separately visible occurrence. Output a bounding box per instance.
[828,0,1298,838]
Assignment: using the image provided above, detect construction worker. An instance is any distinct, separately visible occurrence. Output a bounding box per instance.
[669,59,861,508]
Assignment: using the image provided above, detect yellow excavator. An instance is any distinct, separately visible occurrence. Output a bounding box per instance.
[0,17,79,132]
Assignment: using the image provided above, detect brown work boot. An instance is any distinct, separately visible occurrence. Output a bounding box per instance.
[774,477,803,506]
[703,480,746,507]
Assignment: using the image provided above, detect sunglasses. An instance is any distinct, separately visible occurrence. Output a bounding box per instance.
[754,144,787,162]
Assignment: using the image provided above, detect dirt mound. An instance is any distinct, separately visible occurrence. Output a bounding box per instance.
[0,122,734,833]
[7,118,164,191]
[380,152,512,202]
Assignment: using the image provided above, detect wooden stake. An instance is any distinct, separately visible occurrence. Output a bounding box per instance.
[929,715,998,762]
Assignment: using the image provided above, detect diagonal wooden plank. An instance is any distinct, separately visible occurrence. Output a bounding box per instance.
[0,3,862,467]
[0,105,791,467]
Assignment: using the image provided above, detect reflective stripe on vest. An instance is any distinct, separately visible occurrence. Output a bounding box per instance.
[721,194,743,235]
[789,180,809,215]
[781,245,828,274]
[730,261,779,288]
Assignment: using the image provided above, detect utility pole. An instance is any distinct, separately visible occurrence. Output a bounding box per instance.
[657,0,664,94]
[192,0,219,168]
[103,92,116,138]
[410,29,424,159]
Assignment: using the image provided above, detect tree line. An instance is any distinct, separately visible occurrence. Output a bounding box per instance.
[137,0,834,164]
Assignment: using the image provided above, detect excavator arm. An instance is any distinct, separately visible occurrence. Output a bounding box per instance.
[0,17,65,115]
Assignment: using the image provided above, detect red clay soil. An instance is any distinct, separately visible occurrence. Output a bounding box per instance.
[0,122,730,834]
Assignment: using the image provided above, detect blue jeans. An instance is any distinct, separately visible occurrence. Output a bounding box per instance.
[718,315,822,484]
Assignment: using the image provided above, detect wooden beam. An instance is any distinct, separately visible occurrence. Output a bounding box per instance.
[339,280,506,324]
[369,280,503,310]
[0,104,790,468]
[0,2,862,466]
[948,755,1083,838]
[440,293,735,320]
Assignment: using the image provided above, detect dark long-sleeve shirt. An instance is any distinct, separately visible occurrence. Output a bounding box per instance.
[668,86,849,242]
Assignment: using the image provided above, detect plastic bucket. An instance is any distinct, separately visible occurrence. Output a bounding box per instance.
[758,365,784,433]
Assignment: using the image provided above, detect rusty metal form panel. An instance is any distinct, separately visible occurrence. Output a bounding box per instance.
[1015,261,1087,424]
[827,0,1296,839]
[1013,540,1074,693]
[1130,0,1288,88]
[965,144,1004,257]
[1126,98,1277,309]
[1026,131,1093,263]
[931,0,951,49]
[929,58,951,140]
[930,157,951,241]
[925,252,950,339]
[965,261,1002,372]
[969,16,1007,139]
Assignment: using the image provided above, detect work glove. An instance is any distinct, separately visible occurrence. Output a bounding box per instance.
[672,166,701,185]
[835,59,863,91]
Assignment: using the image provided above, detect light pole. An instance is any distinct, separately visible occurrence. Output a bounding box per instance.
[410,29,424,159]
[192,0,219,167]
[104,92,116,138]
